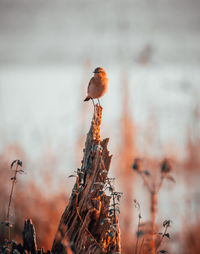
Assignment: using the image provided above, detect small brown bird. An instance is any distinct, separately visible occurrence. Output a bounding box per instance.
[84,67,108,106]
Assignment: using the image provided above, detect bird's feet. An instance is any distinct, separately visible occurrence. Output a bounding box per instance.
[97,99,101,107]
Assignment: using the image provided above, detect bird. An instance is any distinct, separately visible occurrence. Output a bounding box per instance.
[84,67,108,106]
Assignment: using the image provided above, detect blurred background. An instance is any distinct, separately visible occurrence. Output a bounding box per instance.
[0,0,200,253]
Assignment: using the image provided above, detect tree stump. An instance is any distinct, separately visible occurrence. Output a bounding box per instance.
[52,105,121,254]
[23,219,37,254]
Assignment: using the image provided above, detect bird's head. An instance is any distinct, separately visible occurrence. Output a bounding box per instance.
[93,67,107,76]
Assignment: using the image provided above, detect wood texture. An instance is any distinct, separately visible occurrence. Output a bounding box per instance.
[52,105,121,254]
[23,219,37,254]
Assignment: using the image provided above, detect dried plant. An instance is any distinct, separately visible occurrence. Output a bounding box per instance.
[155,220,172,253]
[5,160,24,242]
[106,178,123,230]
[132,158,175,254]
[133,199,142,254]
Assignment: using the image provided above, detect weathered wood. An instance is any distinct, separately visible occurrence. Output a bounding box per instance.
[23,219,37,254]
[52,105,121,254]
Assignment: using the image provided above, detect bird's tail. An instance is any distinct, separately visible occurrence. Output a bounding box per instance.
[84,96,91,102]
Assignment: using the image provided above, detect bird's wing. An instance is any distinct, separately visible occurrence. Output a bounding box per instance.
[87,77,94,93]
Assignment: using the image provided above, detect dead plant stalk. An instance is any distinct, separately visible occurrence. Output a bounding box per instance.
[140,172,163,254]
[7,164,18,241]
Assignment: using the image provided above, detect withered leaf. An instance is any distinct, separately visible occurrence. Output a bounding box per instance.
[143,170,150,176]
[68,174,76,178]
[10,160,17,169]
[161,159,171,173]
[17,160,22,167]
[163,220,171,227]
[166,175,176,183]
[17,169,25,174]
[164,233,170,239]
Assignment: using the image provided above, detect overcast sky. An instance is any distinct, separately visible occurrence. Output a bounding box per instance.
[0,0,200,66]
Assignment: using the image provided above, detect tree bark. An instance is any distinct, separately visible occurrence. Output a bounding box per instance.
[23,219,37,254]
[52,105,121,254]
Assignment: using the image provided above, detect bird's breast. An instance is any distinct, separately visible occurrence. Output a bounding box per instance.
[88,77,108,99]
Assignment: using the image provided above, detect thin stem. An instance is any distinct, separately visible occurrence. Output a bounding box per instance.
[99,155,120,244]
[139,171,156,254]
[97,146,121,253]
[151,191,156,254]
[155,225,169,252]
[106,177,116,223]
[135,216,141,254]
[140,172,152,193]
[113,193,116,224]
[139,237,144,254]
[7,164,18,241]
[156,176,164,193]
